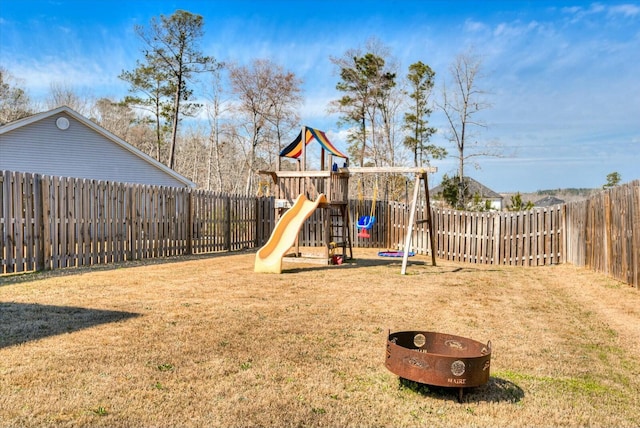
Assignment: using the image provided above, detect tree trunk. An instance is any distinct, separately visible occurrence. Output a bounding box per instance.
[155,103,162,162]
[168,75,182,170]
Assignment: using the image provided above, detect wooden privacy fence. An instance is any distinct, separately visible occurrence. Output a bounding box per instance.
[294,198,563,265]
[383,180,637,287]
[413,205,564,266]
[295,181,638,287]
[2,170,638,288]
[564,180,639,288]
[0,171,272,274]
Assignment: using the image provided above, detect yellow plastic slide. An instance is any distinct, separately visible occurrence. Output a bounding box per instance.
[254,193,327,273]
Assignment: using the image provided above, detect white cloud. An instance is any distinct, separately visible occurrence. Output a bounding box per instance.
[463,19,489,33]
[609,3,640,17]
[560,6,582,15]
[493,20,541,38]
[6,56,128,100]
[561,2,640,22]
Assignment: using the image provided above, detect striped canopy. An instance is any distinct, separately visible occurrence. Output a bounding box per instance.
[280,127,348,159]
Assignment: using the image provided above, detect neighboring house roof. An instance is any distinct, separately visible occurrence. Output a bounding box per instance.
[534,196,565,207]
[0,106,195,188]
[431,176,503,200]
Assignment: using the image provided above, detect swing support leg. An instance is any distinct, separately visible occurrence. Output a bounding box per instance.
[424,172,437,267]
[401,174,421,275]
[400,172,436,274]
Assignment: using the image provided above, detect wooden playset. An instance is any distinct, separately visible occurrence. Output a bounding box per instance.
[255,126,436,274]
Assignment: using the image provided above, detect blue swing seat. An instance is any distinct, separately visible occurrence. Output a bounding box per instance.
[357,215,376,230]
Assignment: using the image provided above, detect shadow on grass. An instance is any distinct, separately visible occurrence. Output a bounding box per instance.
[399,377,525,403]
[0,302,140,349]
[283,257,428,273]
[282,255,503,274]
[283,260,504,274]
[0,250,255,286]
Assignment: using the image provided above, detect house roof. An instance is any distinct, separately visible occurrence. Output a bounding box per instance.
[534,196,565,207]
[0,106,196,188]
[431,176,503,200]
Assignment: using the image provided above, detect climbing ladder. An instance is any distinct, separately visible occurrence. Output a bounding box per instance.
[326,203,353,261]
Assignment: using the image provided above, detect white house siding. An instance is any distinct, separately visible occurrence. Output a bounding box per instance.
[489,200,502,211]
[0,112,187,187]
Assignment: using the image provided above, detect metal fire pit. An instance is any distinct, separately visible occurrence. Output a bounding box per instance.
[385,330,491,401]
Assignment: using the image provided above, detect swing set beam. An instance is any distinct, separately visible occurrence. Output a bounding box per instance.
[339,166,436,174]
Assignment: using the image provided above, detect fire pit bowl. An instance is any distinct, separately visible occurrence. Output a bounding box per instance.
[385,330,491,400]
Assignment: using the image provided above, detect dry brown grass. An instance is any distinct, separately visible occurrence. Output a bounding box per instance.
[1,249,639,427]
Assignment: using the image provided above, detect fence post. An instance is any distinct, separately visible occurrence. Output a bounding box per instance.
[34,173,45,271]
[559,205,565,265]
[632,180,640,289]
[255,197,260,248]
[187,190,193,255]
[127,185,133,261]
[603,190,611,275]
[225,194,231,251]
[40,175,53,270]
[1,171,14,274]
[253,196,260,248]
[491,213,498,264]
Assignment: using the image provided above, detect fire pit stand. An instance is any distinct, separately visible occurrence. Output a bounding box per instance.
[385,330,491,401]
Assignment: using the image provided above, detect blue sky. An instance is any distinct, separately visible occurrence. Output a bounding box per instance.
[1,0,639,192]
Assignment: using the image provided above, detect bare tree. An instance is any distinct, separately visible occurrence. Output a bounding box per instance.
[173,125,208,185]
[91,98,135,140]
[0,67,34,125]
[228,59,302,196]
[437,50,494,186]
[201,67,250,193]
[204,67,228,192]
[126,122,158,159]
[89,98,161,162]
[46,81,93,115]
[264,67,302,169]
[374,76,406,167]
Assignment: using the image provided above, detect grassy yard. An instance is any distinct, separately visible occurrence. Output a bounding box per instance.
[1,249,639,427]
